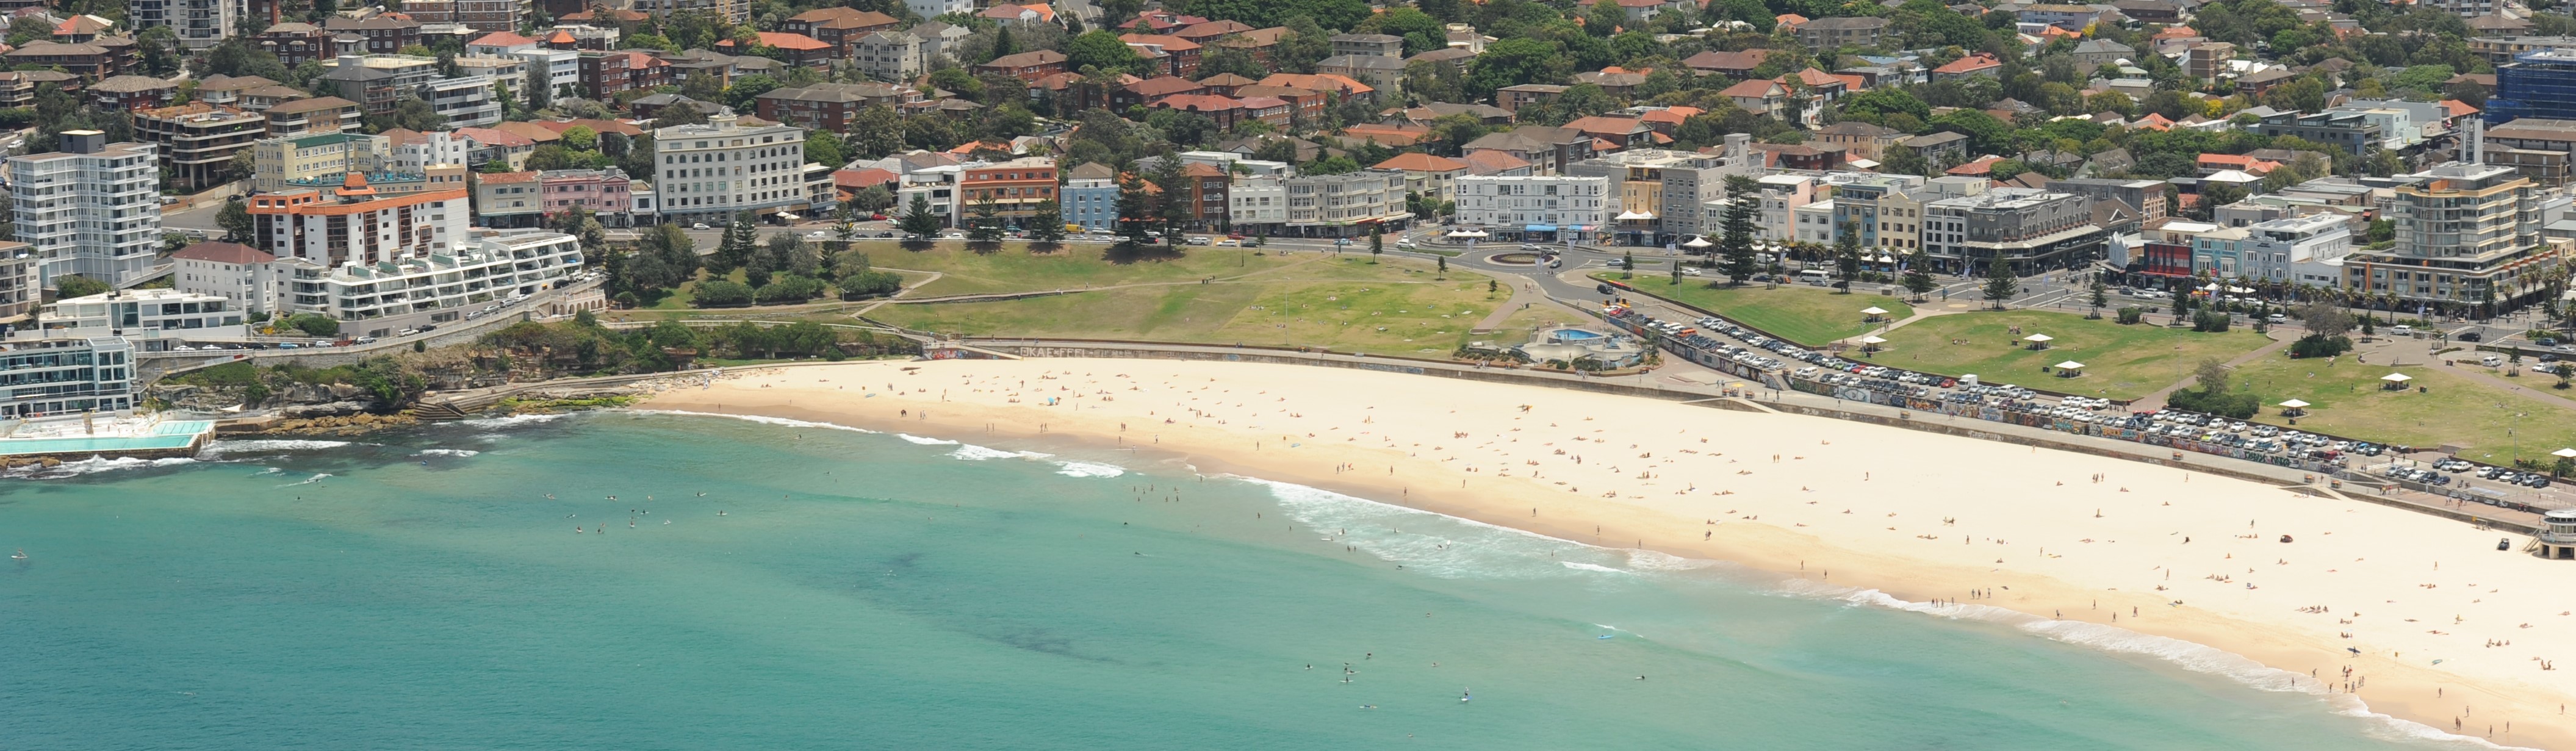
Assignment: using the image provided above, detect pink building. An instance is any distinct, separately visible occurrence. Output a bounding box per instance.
[538,168,635,225]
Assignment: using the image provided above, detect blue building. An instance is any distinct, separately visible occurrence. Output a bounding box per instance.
[2487,49,2576,125]
[1062,162,1120,232]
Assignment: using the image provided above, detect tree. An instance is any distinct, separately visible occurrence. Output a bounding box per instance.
[1832,221,1861,293]
[1981,255,2017,309]
[2088,276,2109,318]
[899,193,945,237]
[1027,200,1065,244]
[528,71,552,112]
[1718,176,1758,285]
[968,194,1006,243]
[806,131,847,168]
[365,95,446,133]
[711,212,759,273]
[1066,30,1148,76]
[52,275,107,298]
[1369,223,1384,262]
[1114,173,1155,243]
[1621,251,1636,279]
[2193,357,2234,394]
[216,198,254,242]
[1901,249,1936,299]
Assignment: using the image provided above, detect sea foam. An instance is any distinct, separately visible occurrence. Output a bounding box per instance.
[200,439,353,459]
[1053,461,1126,478]
[624,409,878,433]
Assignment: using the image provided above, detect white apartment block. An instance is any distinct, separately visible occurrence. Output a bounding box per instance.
[515,48,580,97]
[41,288,250,344]
[1284,170,1406,237]
[132,0,239,49]
[1231,176,1287,226]
[905,0,973,21]
[422,76,503,128]
[282,232,583,337]
[851,31,925,81]
[245,176,472,267]
[1455,174,1613,242]
[388,129,469,172]
[2239,213,2355,284]
[6,132,162,289]
[652,113,816,225]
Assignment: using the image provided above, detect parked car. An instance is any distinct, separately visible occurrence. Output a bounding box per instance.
[691,223,710,230]
[1215,239,1241,246]
[2459,331,2484,342]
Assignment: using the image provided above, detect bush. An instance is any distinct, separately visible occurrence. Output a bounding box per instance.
[836,270,904,300]
[2288,333,2351,359]
[2115,306,2144,325]
[52,275,109,299]
[2191,309,2231,332]
[2166,387,2259,419]
[693,279,755,307]
[284,312,340,337]
[754,275,827,304]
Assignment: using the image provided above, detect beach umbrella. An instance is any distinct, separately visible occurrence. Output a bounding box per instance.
[2381,373,2414,390]
[1860,306,1889,318]
[1684,237,1713,248]
[2054,361,2086,370]
[2553,448,2576,459]
[2023,333,2054,350]
[2278,399,2311,409]
[1859,335,1888,343]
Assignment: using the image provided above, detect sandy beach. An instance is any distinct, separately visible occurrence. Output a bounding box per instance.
[641,358,2576,748]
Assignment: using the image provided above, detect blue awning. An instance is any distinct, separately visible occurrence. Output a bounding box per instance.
[1524,225,1558,231]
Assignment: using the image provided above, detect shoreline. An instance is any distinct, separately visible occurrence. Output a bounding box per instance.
[639,358,2575,749]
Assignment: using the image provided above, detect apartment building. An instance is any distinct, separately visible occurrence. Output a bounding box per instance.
[1830,174,1929,253]
[957,157,1060,227]
[130,0,239,50]
[1919,188,2106,275]
[0,240,37,320]
[253,132,387,193]
[755,82,921,132]
[170,241,286,315]
[1062,162,1120,232]
[40,288,248,343]
[1279,171,1406,237]
[851,30,926,81]
[577,50,674,101]
[1566,149,1727,246]
[1455,174,1613,243]
[0,336,135,417]
[243,173,472,267]
[5,131,161,288]
[651,113,821,225]
[2343,163,2561,312]
[323,15,426,54]
[261,96,365,138]
[784,7,901,55]
[287,232,583,336]
[420,75,502,127]
[1229,175,1287,232]
[132,102,267,192]
[398,0,523,34]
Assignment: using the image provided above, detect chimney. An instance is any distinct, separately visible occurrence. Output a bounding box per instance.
[60,130,106,154]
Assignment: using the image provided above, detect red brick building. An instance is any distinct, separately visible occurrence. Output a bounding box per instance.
[1118,33,1201,78]
[1148,94,1247,131]
[713,32,836,68]
[783,7,900,56]
[1112,75,1204,110]
[974,50,1067,82]
[578,50,672,101]
[957,156,1060,226]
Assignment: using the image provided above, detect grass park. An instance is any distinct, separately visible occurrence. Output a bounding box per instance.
[811,242,1535,357]
[1594,275,1914,345]
[1873,311,2273,401]
[2229,352,2576,466]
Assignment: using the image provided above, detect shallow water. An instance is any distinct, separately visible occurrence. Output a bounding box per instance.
[0,412,2505,749]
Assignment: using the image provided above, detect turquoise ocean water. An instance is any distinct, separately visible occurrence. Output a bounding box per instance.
[0,412,2504,750]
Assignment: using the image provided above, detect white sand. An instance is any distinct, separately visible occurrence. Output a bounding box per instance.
[644,358,2576,747]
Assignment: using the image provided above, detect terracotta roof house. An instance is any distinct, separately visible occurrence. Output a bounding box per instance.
[1932,53,2002,81]
[1564,115,1654,148]
[1459,149,1533,176]
[88,74,175,110]
[1149,93,1249,129]
[713,32,835,67]
[1259,73,1372,98]
[466,31,538,56]
[1719,79,1789,119]
[1814,120,1902,160]
[784,7,900,54]
[1685,49,1771,77]
[980,3,1057,24]
[1339,122,1431,147]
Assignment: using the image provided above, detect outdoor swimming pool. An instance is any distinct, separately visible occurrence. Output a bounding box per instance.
[0,420,215,457]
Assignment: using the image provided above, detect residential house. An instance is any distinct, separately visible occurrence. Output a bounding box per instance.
[783,7,901,55]
[87,74,175,110]
[1683,49,1770,77]
[1318,54,1405,94]
[1495,84,1566,113]
[322,16,423,54]
[1373,153,1470,204]
[1932,53,2002,81]
[1718,79,1788,119]
[1813,120,1904,161]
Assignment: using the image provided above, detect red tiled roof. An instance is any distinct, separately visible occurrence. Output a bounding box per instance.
[1934,53,2001,74]
[170,241,273,265]
[835,168,898,189]
[1373,153,1468,172]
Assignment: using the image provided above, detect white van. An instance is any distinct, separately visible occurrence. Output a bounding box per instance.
[1796,269,1832,286]
[2481,354,2505,367]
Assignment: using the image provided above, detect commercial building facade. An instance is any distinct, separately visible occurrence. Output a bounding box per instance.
[1455,174,1613,243]
[2342,163,2564,313]
[1919,188,2106,275]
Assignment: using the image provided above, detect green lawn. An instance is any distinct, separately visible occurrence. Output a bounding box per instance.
[1873,311,2272,400]
[2230,353,2576,465]
[1600,274,1912,346]
[845,241,1399,297]
[872,278,1514,358]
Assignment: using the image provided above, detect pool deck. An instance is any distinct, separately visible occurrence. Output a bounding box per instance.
[0,419,216,461]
